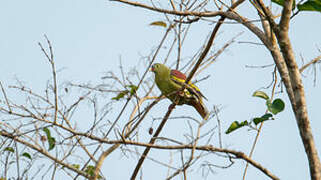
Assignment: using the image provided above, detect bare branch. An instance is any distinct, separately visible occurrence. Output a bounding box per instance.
[90,139,279,180]
[130,103,176,180]
[38,35,58,124]
[0,81,12,113]
[111,0,223,17]
[1,131,90,179]
[300,55,321,73]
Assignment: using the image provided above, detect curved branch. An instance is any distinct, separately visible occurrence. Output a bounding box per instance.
[1,131,89,179]
[111,0,224,17]
[93,139,280,180]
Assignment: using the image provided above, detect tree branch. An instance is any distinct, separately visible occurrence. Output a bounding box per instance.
[111,0,223,17]
[300,55,321,73]
[1,131,89,179]
[93,139,279,180]
[264,0,321,179]
[130,103,176,180]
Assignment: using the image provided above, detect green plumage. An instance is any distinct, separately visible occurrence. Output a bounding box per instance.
[151,63,209,119]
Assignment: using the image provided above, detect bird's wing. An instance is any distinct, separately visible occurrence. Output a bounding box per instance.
[170,70,207,100]
[170,69,187,81]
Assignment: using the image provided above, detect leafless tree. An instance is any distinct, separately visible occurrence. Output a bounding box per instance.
[1,0,320,180]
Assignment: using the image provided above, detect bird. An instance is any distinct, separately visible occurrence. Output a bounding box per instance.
[150,63,209,120]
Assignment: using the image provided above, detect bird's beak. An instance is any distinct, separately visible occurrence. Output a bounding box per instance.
[149,67,154,72]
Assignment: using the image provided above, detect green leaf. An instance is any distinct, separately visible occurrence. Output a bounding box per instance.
[272,0,286,6]
[48,137,56,151]
[272,0,296,9]
[127,85,138,95]
[225,120,248,134]
[268,98,285,115]
[43,127,51,138]
[261,113,273,119]
[43,127,55,151]
[298,0,321,12]
[85,165,95,176]
[112,85,138,100]
[111,90,128,101]
[150,21,167,28]
[72,164,80,169]
[253,91,269,100]
[266,99,272,109]
[85,165,102,179]
[4,147,14,153]
[21,152,32,160]
[253,113,273,125]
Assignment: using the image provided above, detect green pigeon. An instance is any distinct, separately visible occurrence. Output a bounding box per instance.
[150,63,209,119]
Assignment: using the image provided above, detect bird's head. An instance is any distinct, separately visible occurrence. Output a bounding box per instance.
[150,63,169,75]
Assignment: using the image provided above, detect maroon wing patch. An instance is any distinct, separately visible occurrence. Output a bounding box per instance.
[170,70,186,80]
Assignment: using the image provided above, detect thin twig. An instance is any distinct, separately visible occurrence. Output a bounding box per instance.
[242,66,278,180]
[104,25,173,138]
[38,35,58,124]
[299,55,321,73]
[0,81,12,113]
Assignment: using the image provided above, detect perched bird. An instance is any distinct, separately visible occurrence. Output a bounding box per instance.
[150,63,209,119]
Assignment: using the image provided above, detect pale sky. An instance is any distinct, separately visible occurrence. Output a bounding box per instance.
[1,0,321,179]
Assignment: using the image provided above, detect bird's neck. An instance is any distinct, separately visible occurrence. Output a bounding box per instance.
[157,69,170,81]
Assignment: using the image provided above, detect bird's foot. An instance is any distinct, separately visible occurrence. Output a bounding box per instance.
[177,90,185,97]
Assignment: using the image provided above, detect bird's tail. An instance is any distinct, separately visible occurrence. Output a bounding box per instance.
[191,100,209,120]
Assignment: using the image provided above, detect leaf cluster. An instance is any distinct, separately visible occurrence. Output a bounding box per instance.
[225,91,285,134]
[111,85,138,101]
[272,0,321,12]
[3,147,32,160]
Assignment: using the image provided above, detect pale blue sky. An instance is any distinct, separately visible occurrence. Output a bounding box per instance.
[1,0,321,179]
